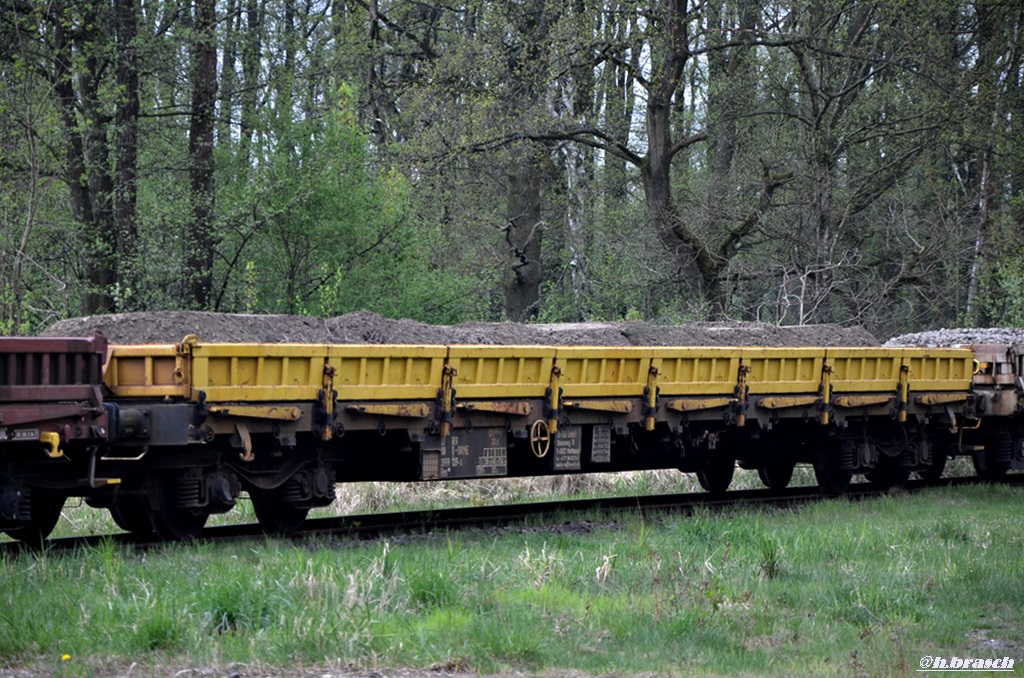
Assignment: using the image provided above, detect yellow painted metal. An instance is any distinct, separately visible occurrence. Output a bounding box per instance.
[665,397,735,412]
[819,364,832,425]
[190,342,329,402]
[833,394,893,408]
[903,348,974,391]
[530,418,551,458]
[735,364,748,427]
[563,400,634,413]
[235,422,253,462]
[447,346,554,398]
[207,405,302,420]
[457,401,533,416]
[645,366,658,431]
[345,403,432,418]
[756,395,819,409]
[548,366,561,435]
[104,343,188,398]
[103,343,976,426]
[914,393,970,406]
[649,348,741,396]
[742,348,823,394]
[40,431,62,459]
[320,364,335,441]
[826,348,903,393]
[897,365,909,423]
[329,345,447,401]
[555,347,650,397]
[83,477,121,487]
[440,364,455,438]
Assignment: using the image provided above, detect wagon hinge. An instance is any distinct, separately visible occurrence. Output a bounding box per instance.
[547,365,562,436]
[818,364,833,425]
[644,365,660,432]
[896,364,910,423]
[236,421,254,462]
[174,335,198,394]
[318,364,337,442]
[733,364,750,427]
[437,364,457,439]
[178,334,199,356]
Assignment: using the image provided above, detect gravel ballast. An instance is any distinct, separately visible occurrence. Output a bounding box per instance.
[885,328,1024,347]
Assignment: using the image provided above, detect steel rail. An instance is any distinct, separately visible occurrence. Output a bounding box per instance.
[3,474,1021,555]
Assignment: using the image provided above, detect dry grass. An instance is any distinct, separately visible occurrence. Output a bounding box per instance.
[9,456,983,541]
[4,482,1023,675]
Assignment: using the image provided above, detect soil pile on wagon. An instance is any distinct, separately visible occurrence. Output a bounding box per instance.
[43,311,879,347]
[886,328,1024,347]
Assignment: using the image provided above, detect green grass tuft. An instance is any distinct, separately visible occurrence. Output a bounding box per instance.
[2,483,1023,675]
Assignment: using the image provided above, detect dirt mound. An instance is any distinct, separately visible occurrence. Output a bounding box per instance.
[885,328,1024,347]
[43,311,879,347]
[42,311,335,344]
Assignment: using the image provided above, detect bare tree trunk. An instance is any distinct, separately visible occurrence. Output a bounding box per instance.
[187,0,218,309]
[551,0,594,319]
[562,137,588,318]
[239,0,262,166]
[6,99,43,332]
[48,2,116,315]
[701,0,757,313]
[965,0,1004,323]
[218,0,238,146]
[504,150,544,321]
[114,0,140,307]
[601,8,637,205]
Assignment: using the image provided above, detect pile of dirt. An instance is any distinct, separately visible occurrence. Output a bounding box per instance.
[885,328,1024,347]
[43,310,880,347]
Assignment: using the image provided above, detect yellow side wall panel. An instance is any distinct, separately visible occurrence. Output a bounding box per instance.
[651,348,741,396]
[904,348,973,391]
[329,345,447,400]
[555,347,650,397]
[826,348,902,392]
[105,344,187,398]
[743,348,824,394]
[191,343,329,401]
[448,346,554,398]
[103,341,977,405]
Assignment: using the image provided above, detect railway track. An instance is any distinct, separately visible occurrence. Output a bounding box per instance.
[3,474,1020,556]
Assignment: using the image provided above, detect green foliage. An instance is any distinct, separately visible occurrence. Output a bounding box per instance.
[0,0,1021,334]
[980,256,1024,327]
[212,84,490,323]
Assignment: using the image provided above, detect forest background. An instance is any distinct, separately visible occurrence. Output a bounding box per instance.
[0,0,1021,339]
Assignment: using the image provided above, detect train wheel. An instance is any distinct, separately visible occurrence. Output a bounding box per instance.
[149,479,208,540]
[757,460,795,489]
[813,450,851,495]
[917,452,947,482]
[866,464,910,490]
[251,490,309,535]
[109,495,154,536]
[3,493,65,546]
[973,436,1011,481]
[696,456,734,494]
[151,505,208,541]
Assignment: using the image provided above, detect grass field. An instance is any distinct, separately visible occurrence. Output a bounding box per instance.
[2,475,1022,677]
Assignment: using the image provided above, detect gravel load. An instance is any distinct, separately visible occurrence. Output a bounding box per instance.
[885,328,1024,347]
[42,311,880,347]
